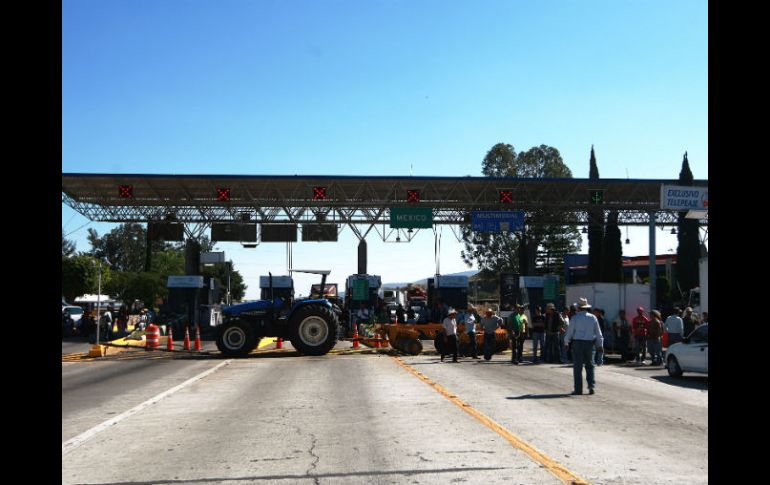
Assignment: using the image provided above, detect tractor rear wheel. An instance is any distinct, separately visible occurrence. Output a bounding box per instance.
[289,305,338,356]
[215,320,258,357]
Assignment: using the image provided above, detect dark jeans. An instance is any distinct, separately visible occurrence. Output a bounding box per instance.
[667,333,683,346]
[442,334,458,361]
[571,340,596,393]
[483,333,496,360]
[509,335,523,362]
[516,336,526,362]
[545,333,559,363]
[634,336,647,362]
[532,331,545,362]
[467,332,478,358]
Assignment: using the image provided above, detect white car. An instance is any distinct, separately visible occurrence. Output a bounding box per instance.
[666,324,708,377]
[62,306,84,324]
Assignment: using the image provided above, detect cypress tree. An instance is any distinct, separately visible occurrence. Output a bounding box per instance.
[676,152,701,292]
[600,210,623,282]
[587,146,604,282]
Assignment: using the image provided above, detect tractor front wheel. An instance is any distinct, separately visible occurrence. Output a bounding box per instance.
[289,305,339,356]
[215,320,258,357]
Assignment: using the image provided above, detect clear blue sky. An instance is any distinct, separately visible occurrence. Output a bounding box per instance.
[62,0,708,299]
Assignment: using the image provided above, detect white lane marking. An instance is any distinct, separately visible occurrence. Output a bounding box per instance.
[62,360,231,456]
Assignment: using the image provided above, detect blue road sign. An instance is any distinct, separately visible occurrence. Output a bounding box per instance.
[471,210,525,232]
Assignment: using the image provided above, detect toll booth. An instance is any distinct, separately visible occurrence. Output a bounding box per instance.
[162,275,222,335]
[259,275,294,301]
[346,274,382,329]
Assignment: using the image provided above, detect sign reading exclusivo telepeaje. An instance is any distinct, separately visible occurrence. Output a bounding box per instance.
[660,185,708,211]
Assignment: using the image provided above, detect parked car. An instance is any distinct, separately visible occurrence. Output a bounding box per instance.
[666,324,708,378]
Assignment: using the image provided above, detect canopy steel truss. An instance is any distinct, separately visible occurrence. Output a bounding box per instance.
[62,174,708,233]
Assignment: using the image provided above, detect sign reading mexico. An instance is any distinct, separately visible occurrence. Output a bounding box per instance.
[660,185,708,211]
[389,207,433,228]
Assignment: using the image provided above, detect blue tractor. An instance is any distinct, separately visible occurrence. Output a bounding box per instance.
[214,269,340,357]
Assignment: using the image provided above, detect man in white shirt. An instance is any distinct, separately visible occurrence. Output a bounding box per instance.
[563,298,603,395]
[441,308,459,363]
[464,305,480,359]
[664,308,684,346]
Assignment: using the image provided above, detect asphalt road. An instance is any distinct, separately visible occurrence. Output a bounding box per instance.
[62,340,707,485]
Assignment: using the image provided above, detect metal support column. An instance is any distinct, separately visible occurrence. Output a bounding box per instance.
[358,239,367,275]
[648,212,656,311]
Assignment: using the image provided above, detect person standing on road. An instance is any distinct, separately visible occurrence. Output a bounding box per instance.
[465,305,480,359]
[563,298,603,395]
[559,307,572,363]
[613,310,632,361]
[441,307,459,363]
[682,307,697,337]
[632,307,649,364]
[515,305,528,364]
[593,308,607,366]
[647,310,664,365]
[101,305,114,341]
[506,305,526,364]
[480,308,504,361]
[544,303,564,363]
[664,308,684,347]
[531,306,546,364]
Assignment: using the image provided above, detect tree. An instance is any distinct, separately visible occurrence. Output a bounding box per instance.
[62,229,76,257]
[587,146,604,282]
[461,143,582,276]
[675,152,701,292]
[87,223,151,273]
[62,255,111,302]
[202,263,248,302]
[600,210,623,282]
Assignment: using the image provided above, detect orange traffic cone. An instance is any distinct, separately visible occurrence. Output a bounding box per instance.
[352,324,360,349]
[193,325,202,351]
[276,337,283,349]
[167,326,174,351]
[374,332,381,348]
[183,327,191,351]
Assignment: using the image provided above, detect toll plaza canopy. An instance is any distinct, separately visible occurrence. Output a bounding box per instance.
[62,173,708,228]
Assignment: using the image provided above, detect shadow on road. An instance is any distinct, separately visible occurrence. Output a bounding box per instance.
[650,375,708,390]
[506,393,572,400]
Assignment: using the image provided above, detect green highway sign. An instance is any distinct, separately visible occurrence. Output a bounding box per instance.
[389,207,433,228]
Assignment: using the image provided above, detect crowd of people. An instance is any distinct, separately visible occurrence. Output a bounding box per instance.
[62,304,156,341]
[434,299,707,395]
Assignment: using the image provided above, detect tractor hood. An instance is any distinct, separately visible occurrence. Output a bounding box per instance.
[222,299,279,315]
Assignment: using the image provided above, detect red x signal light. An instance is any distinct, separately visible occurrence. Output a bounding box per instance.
[118,185,134,199]
[216,188,231,202]
[313,186,327,201]
[407,190,420,203]
[499,190,513,203]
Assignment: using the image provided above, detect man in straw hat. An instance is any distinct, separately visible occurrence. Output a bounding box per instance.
[441,307,459,363]
[480,307,504,361]
[563,297,604,395]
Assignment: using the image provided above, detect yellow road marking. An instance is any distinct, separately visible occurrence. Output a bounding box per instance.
[391,356,591,485]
